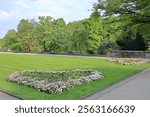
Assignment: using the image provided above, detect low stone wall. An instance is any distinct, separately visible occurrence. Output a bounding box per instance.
[107,50,150,58]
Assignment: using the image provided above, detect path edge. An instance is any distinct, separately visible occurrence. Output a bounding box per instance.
[0,89,24,100]
[81,68,150,100]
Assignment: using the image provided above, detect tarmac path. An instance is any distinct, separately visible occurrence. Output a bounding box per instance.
[85,68,150,100]
[0,91,20,100]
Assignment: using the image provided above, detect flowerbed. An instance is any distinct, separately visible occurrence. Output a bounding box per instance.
[108,58,150,65]
[8,69,103,94]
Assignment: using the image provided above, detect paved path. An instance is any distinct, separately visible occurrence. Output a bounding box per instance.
[0,91,20,100]
[85,68,150,100]
[0,52,107,59]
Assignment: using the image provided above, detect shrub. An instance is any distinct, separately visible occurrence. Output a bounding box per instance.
[98,40,119,55]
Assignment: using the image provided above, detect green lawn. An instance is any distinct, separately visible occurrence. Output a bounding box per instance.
[0,53,150,100]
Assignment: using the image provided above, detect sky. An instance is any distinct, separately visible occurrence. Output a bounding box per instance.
[0,0,97,38]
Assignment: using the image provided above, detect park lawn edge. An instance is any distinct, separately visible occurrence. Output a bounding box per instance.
[2,68,146,100]
[80,68,144,99]
[0,53,150,100]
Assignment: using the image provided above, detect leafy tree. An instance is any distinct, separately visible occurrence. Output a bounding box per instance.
[47,18,67,53]
[17,19,36,52]
[52,18,66,27]
[135,33,148,50]
[116,27,148,50]
[98,40,119,54]
[82,16,122,54]
[93,0,150,36]
[60,23,75,53]
[94,0,150,23]
[34,16,53,52]
[2,13,130,54]
[82,18,103,54]
[3,29,21,51]
[67,21,89,54]
[0,39,5,50]
[0,39,2,47]
[47,28,66,53]
[73,26,89,54]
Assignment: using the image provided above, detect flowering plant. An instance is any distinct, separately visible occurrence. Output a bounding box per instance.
[8,69,103,94]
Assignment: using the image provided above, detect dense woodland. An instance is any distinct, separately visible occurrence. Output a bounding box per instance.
[0,0,150,54]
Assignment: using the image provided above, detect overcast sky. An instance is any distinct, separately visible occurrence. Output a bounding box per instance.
[0,0,97,38]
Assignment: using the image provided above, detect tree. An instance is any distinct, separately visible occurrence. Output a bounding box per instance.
[34,16,53,52]
[3,13,133,54]
[47,18,67,53]
[17,19,36,52]
[134,32,148,51]
[0,39,5,50]
[93,0,150,36]
[60,23,75,53]
[82,18,103,54]
[72,26,89,54]
[67,21,90,54]
[94,0,150,23]
[3,29,21,51]
[98,40,119,54]
[52,18,66,27]
[116,27,148,51]
[0,39,3,47]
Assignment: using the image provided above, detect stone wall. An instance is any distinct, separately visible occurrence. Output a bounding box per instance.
[107,50,150,58]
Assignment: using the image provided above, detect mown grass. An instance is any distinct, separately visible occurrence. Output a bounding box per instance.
[0,53,150,100]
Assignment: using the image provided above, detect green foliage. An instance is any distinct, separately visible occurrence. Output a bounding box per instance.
[82,18,103,54]
[2,3,149,54]
[2,14,124,54]
[17,19,37,52]
[0,39,4,49]
[35,16,53,52]
[72,25,89,54]
[94,0,150,37]
[19,70,91,82]
[116,27,148,50]
[92,0,150,51]
[94,0,150,23]
[98,40,119,54]
[2,29,20,51]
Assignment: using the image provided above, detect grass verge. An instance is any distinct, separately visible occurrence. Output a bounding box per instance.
[0,53,150,100]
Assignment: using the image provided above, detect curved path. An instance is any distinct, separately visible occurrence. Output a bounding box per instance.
[0,91,20,100]
[85,68,150,100]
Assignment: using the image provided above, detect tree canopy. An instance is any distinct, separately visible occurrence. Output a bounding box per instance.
[93,0,150,50]
[94,0,150,23]
[1,1,149,54]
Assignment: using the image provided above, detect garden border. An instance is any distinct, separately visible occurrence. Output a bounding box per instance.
[8,69,103,94]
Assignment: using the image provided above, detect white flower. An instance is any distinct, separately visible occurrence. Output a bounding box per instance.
[8,69,103,94]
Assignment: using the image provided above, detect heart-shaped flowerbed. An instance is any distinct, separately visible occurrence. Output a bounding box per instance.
[8,69,103,94]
